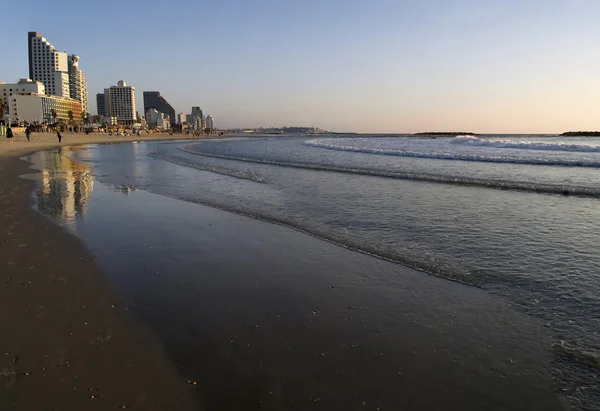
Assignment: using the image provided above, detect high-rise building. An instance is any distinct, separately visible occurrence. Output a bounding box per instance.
[96,93,106,116]
[68,55,88,115]
[191,106,203,118]
[191,107,206,129]
[177,113,187,124]
[185,114,201,130]
[28,32,70,98]
[143,91,176,126]
[206,115,214,130]
[103,80,136,126]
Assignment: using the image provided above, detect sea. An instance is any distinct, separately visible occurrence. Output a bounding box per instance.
[27,134,600,410]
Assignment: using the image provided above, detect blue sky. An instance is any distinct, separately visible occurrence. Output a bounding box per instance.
[3,0,600,132]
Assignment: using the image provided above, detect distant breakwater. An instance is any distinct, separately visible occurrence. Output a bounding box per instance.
[561,131,600,137]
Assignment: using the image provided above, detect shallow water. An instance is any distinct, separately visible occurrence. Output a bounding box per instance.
[29,134,600,409]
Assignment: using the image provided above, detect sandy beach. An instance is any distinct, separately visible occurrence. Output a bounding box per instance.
[0,130,221,158]
[0,132,211,410]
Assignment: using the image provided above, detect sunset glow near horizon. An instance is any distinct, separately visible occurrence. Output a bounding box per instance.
[3,0,600,133]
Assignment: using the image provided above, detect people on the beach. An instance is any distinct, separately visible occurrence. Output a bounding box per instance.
[56,130,62,143]
[6,127,13,142]
[25,127,31,141]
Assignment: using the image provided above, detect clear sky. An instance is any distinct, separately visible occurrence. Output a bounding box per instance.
[3,0,600,133]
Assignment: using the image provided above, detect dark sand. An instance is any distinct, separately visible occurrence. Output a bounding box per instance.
[0,135,204,410]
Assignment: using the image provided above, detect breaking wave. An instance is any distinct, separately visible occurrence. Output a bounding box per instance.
[304,139,600,167]
[148,149,265,183]
[178,144,600,198]
[450,136,600,152]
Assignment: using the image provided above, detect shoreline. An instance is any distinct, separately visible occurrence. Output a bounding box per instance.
[0,131,226,159]
[0,133,208,409]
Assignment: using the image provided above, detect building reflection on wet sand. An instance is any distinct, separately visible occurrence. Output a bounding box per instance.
[36,149,93,223]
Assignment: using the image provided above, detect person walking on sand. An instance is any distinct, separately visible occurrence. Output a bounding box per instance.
[56,130,62,143]
[6,127,13,142]
[25,127,31,141]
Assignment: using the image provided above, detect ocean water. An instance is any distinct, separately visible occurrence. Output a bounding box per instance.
[34,134,600,410]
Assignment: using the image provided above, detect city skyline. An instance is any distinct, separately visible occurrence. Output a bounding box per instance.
[4,1,600,133]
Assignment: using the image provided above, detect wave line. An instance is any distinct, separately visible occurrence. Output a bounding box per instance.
[178,145,600,198]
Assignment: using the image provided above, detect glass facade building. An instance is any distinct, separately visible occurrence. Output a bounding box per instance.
[41,95,83,123]
[143,91,176,126]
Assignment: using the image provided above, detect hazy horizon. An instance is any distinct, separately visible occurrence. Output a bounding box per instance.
[4,0,600,133]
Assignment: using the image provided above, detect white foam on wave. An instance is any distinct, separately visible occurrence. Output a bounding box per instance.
[178,143,600,198]
[148,149,266,183]
[304,138,600,167]
[450,136,600,152]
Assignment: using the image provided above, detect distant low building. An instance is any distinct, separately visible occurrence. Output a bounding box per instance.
[103,116,118,125]
[145,108,170,130]
[186,114,200,130]
[135,111,147,128]
[0,78,46,120]
[13,93,82,124]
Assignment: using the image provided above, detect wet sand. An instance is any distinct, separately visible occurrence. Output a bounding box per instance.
[0,133,207,410]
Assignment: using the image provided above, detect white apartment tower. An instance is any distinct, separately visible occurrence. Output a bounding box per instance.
[104,80,136,126]
[28,32,70,98]
[68,55,88,115]
[206,115,214,130]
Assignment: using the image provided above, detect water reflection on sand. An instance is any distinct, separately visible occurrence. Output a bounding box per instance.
[35,148,93,224]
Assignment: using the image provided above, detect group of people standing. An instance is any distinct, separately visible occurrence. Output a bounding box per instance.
[4,126,62,143]
[4,126,31,142]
